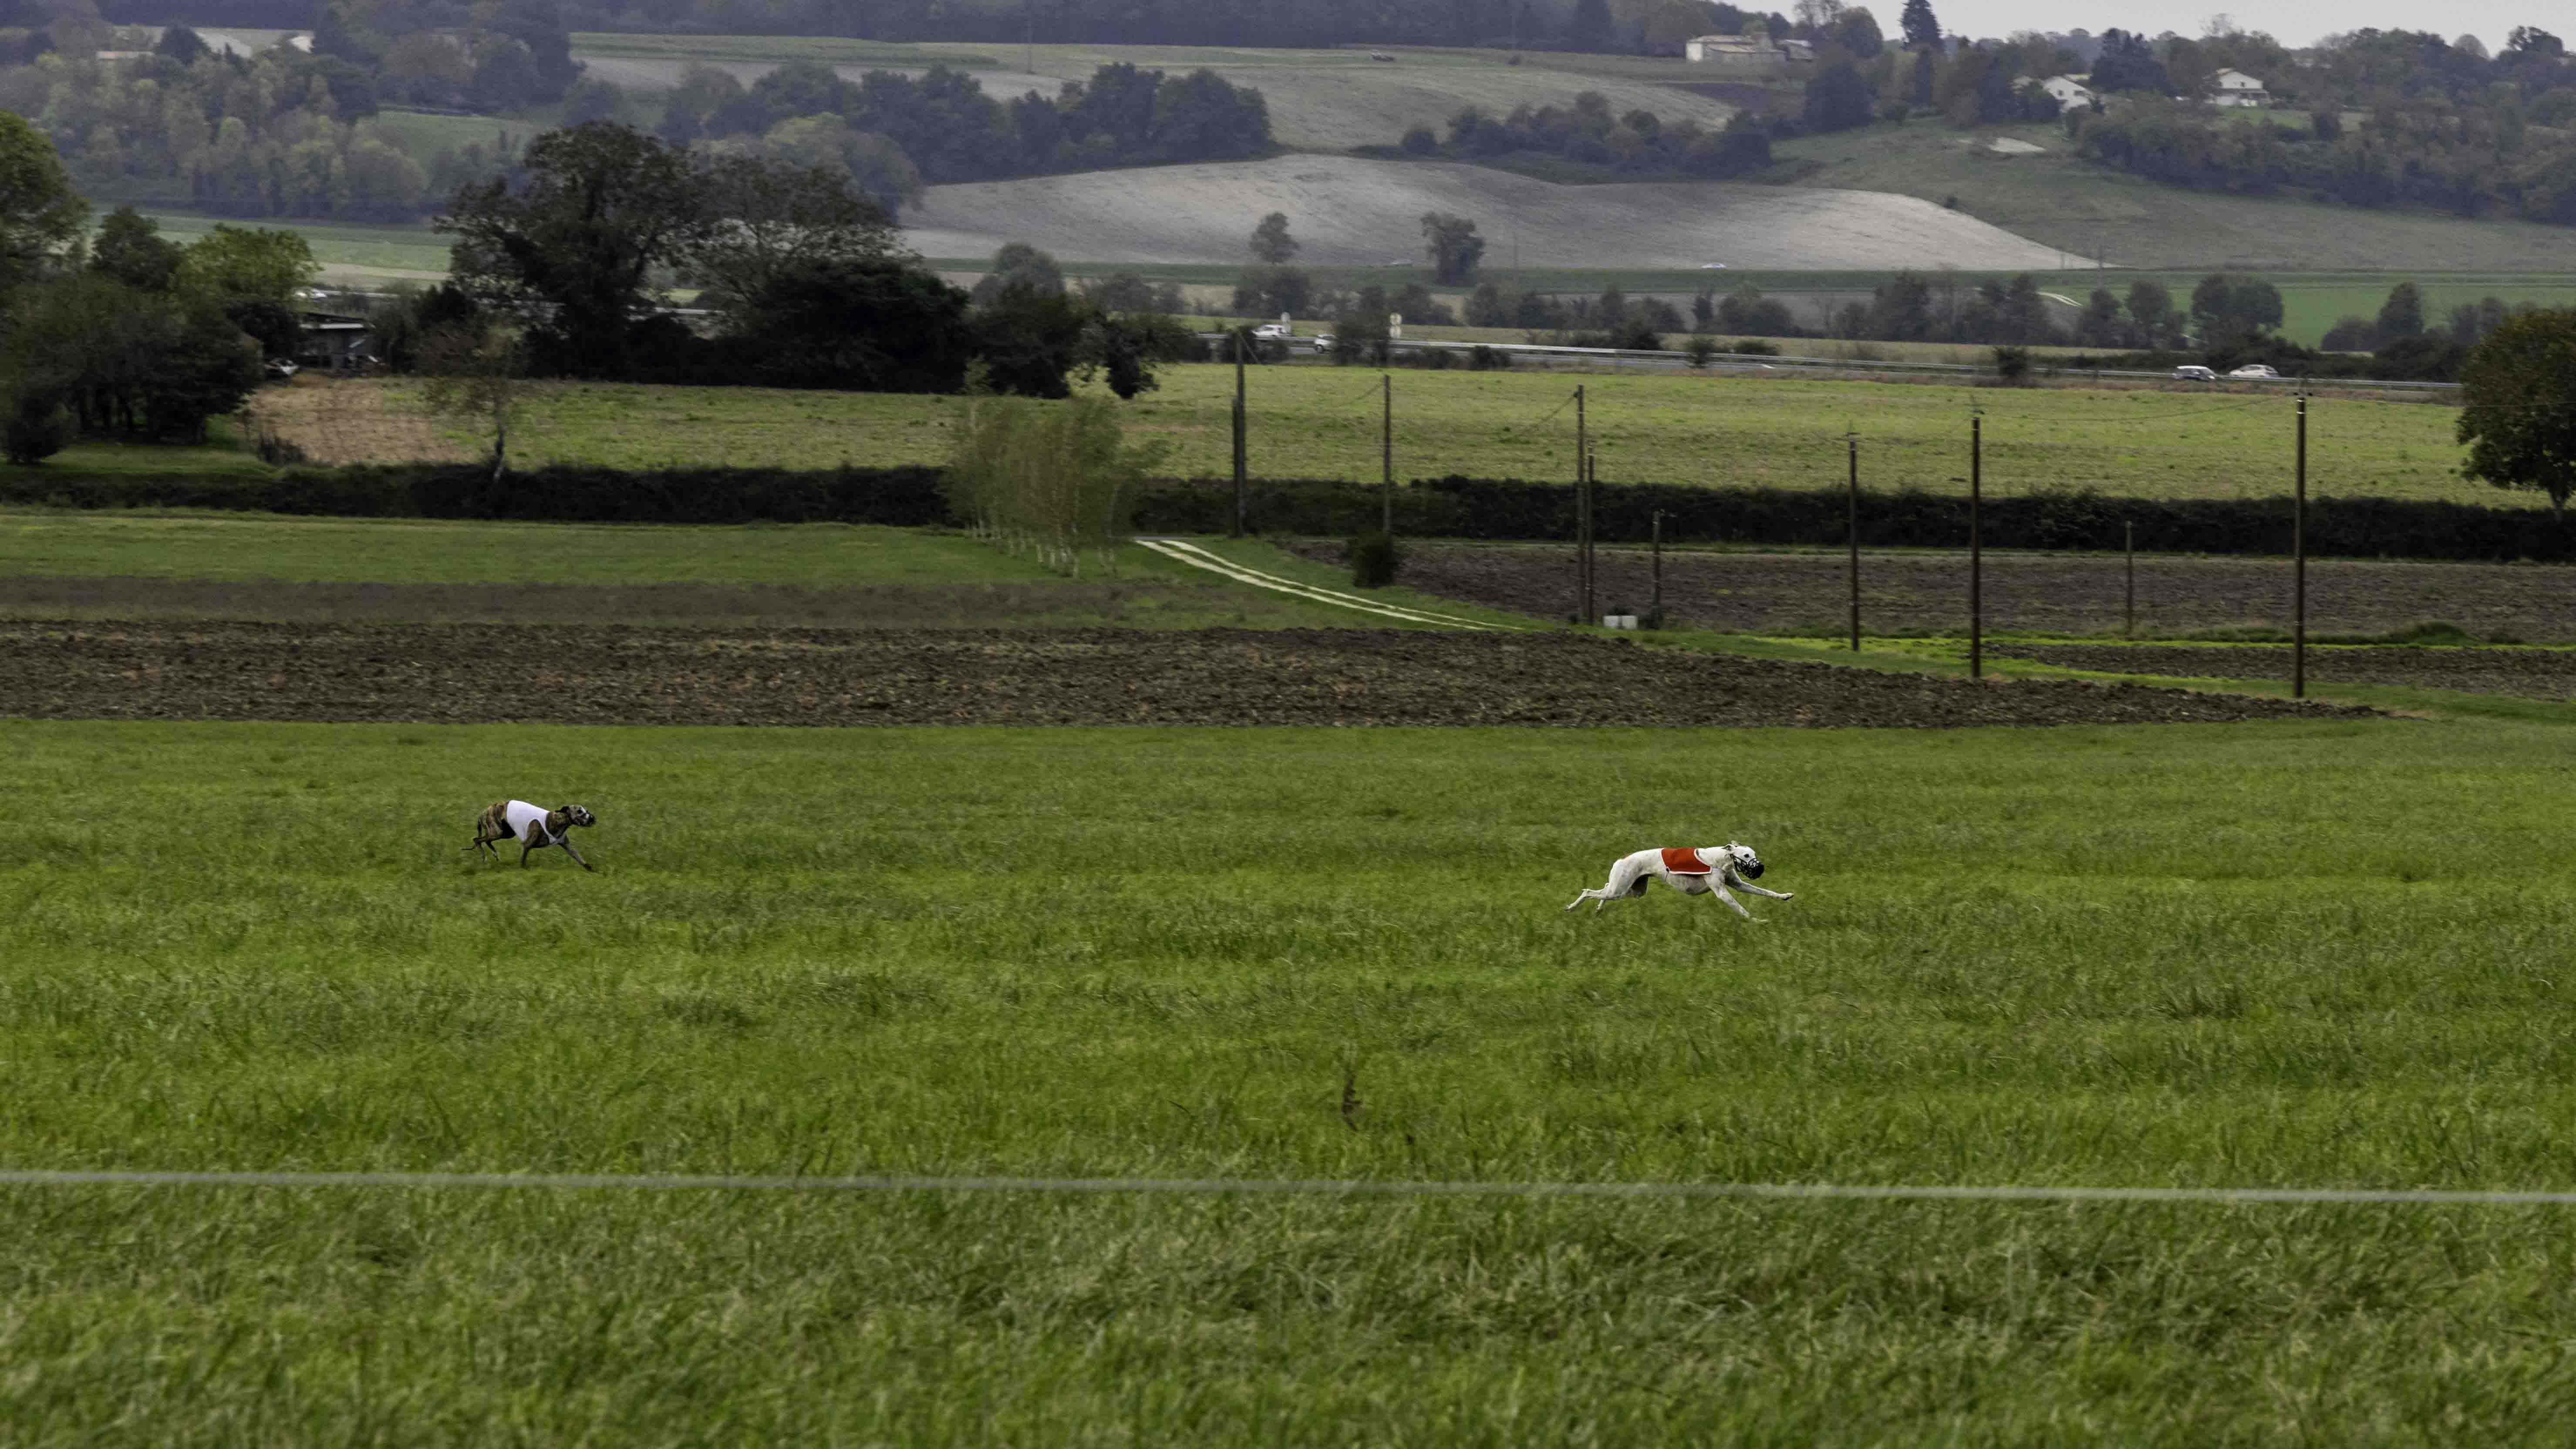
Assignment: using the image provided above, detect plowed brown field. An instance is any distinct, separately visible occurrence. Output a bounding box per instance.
[0,621,2367,729]
[1993,644,2576,701]
[1298,543,2576,642]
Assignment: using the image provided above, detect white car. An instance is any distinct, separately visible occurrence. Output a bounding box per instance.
[1251,323,1292,340]
[2227,364,2280,379]
[2172,364,2216,381]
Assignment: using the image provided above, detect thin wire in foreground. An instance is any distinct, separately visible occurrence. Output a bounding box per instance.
[8,1169,2576,1206]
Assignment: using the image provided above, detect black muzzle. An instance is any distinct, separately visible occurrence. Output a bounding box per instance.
[1740,862,1763,880]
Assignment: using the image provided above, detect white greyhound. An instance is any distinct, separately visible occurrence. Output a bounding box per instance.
[1565,844,1793,920]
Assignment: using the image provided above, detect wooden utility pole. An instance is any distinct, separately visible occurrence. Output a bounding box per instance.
[1969,412,1983,680]
[1574,386,1589,623]
[2124,519,2135,638]
[1585,450,1599,626]
[1381,372,1393,536]
[1651,508,1664,628]
[1846,429,1860,652]
[2295,392,2308,698]
[1231,331,1247,536]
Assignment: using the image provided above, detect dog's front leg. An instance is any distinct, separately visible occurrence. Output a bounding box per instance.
[560,836,596,873]
[1708,883,1756,920]
[1736,880,1796,901]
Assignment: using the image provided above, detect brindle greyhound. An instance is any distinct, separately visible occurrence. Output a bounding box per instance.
[472,801,599,871]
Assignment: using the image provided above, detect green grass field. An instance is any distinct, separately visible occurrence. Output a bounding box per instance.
[300,367,2474,503]
[7,714,2576,1438]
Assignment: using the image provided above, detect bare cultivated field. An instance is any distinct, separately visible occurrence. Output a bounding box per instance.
[0,620,2362,728]
[904,156,2066,270]
[1297,542,2576,642]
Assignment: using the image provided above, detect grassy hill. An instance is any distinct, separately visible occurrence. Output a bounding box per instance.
[1770,121,2576,274]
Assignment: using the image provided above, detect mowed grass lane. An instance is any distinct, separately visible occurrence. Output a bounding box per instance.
[4,718,2575,1439]
[256,368,2476,503]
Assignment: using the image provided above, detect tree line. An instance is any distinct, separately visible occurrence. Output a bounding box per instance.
[657,59,1272,212]
[1401,91,1774,181]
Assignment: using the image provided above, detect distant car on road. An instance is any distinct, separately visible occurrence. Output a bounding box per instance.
[2172,364,2217,381]
[2227,363,2280,379]
[1251,323,1291,340]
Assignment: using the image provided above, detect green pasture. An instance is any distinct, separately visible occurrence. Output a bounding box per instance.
[5,715,2576,1437]
[384,367,2473,503]
[1771,119,2576,276]
[138,210,452,277]
[361,110,528,164]
[0,514,1092,587]
[0,514,1521,630]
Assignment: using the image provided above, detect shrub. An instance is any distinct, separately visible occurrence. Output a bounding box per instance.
[1684,335,1720,367]
[1467,345,1513,371]
[1349,529,1403,588]
[1401,126,1437,154]
[3,392,72,465]
[1992,345,2033,384]
[1730,339,1779,356]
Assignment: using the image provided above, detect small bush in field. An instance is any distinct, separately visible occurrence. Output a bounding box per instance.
[1349,529,1403,587]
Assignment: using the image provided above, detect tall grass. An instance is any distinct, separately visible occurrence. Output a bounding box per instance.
[3,717,2575,1437]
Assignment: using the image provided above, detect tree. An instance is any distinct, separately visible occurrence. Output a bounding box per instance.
[1802,62,1874,133]
[685,152,904,309]
[2376,281,2424,340]
[1232,264,1312,319]
[1834,7,1885,56]
[489,0,581,102]
[2089,29,2168,94]
[1898,0,1939,50]
[152,23,210,66]
[1566,0,1615,52]
[470,38,541,114]
[91,208,184,293]
[1420,213,1485,285]
[1249,211,1298,264]
[0,112,86,299]
[420,320,528,481]
[562,78,628,128]
[714,256,974,394]
[968,243,1065,306]
[441,122,706,377]
[2457,310,2576,513]
[2189,273,2282,344]
[2124,278,2178,347]
[972,283,1089,398]
[178,224,318,361]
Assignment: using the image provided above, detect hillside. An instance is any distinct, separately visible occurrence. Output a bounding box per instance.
[904,155,2063,270]
[1770,121,2576,273]
[570,38,1743,154]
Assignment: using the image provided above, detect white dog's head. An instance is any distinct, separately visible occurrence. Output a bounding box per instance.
[1721,842,1763,880]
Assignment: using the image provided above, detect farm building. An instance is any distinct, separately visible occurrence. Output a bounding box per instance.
[2209,68,2270,106]
[1683,33,1814,75]
[2039,74,2095,111]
